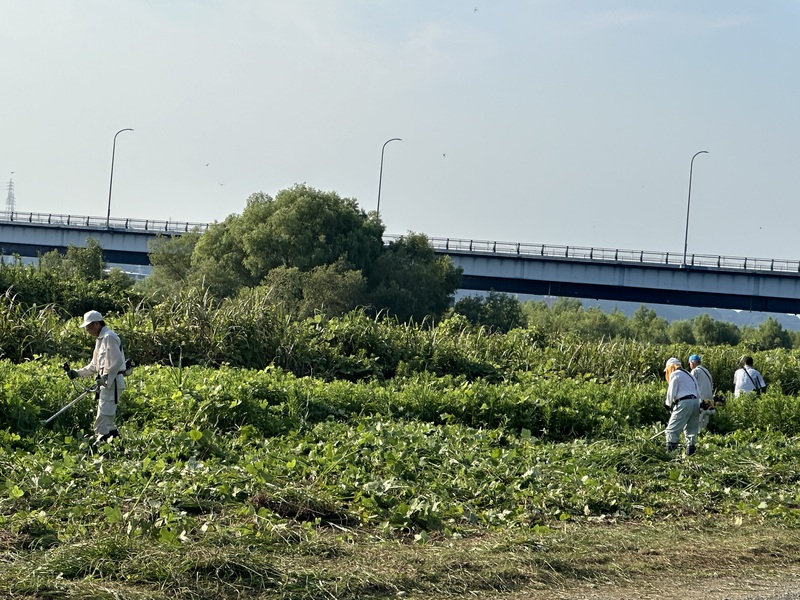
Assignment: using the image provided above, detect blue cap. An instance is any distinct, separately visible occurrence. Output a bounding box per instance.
[689,354,701,363]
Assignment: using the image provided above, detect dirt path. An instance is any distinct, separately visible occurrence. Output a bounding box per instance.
[507,571,800,600]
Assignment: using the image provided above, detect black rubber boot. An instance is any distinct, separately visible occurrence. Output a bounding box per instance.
[686,445,696,456]
[666,442,678,452]
[97,429,120,443]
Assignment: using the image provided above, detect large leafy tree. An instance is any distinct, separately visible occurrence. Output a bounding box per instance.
[367,233,462,322]
[144,185,462,322]
[630,305,669,343]
[240,186,385,276]
[453,290,525,332]
[63,238,105,280]
[139,231,201,299]
[261,259,367,320]
[187,185,384,298]
[692,313,741,346]
[668,319,696,344]
[189,213,258,297]
[741,317,792,351]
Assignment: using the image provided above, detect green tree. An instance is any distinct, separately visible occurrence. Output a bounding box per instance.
[145,185,460,321]
[630,306,668,343]
[692,313,741,346]
[188,186,384,299]
[668,320,695,344]
[189,214,258,297]
[262,259,366,320]
[63,239,105,280]
[452,294,484,325]
[0,243,137,316]
[551,297,584,314]
[575,307,628,340]
[240,186,384,276]
[743,317,793,351]
[367,233,462,322]
[453,291,525,333]
[301,260,366,318]
[139,231,201,299]
[520,300,552,331]
[714,320,741,346]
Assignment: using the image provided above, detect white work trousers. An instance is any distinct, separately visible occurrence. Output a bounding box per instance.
[93,387,118,437]
[665,397,700,448]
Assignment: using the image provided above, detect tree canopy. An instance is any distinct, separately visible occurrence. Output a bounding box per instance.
[453,291,526,333]
[144,184,462,322]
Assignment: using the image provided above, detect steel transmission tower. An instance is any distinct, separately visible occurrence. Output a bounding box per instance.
[4,176,14,213]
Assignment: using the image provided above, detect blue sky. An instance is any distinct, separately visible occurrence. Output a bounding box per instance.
[2,1,799,261]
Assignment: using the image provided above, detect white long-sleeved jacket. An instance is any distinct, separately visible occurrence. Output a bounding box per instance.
[665,369,699,408]
[76,326,127,393]
[691,365,714,401]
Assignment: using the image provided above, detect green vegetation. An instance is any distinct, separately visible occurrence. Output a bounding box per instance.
[515,296,800,349]
[4,306,800,597]
[141,185,462,322]
[4,186,800,597]
[0,239,139,318]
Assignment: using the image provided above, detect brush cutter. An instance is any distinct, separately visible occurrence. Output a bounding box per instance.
[41,363,100,425]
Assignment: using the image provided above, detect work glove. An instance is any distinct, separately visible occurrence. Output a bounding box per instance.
[67,369,79,380]
[98,374,108,386]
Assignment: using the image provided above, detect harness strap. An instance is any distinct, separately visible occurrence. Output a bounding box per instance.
[743,367,762,394]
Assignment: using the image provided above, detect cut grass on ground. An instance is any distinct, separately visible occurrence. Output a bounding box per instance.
[3,517,800,599]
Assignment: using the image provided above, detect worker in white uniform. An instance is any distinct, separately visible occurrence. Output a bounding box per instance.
[733,356,766,397]
[689,354,715,431]
[663,357,701,455]
[67,310,127,442]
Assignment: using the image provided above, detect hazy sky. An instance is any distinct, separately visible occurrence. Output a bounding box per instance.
[2,1,799,261]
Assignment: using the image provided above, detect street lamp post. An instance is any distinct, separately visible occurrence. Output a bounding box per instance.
[682,150,709,267]
[107,128,134,228]
[377,137,401,216]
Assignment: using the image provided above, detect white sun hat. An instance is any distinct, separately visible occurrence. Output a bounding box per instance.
[79,310,104,328]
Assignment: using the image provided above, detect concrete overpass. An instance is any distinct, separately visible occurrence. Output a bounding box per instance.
[424,238,800,314]
[0,211,208,277]
[3,210,800,313]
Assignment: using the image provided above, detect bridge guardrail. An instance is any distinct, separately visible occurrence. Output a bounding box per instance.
[2,211,797,275]
[383,235,800,275]
[0,210,209,235]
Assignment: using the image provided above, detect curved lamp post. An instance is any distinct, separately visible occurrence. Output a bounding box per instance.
[106,128,134,228]
[377,137,401,216]
[682,150,709,267]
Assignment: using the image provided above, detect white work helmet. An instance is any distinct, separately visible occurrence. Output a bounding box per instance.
[79,310,104,328]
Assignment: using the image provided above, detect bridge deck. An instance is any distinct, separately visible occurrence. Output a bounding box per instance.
[3,210,797,275]
[399,236,800,276]
[0,209,209,235]
[4,210,800,312]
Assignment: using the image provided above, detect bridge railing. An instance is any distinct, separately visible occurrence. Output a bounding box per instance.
[382,235,800,275]
[0,210,209,234]
[3,211,798,275]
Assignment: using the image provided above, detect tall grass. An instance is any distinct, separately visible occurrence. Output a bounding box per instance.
[3,297,800,395]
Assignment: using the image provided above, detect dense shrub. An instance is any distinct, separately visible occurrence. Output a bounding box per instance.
[4,297,800,397]
[11,359,800,444]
